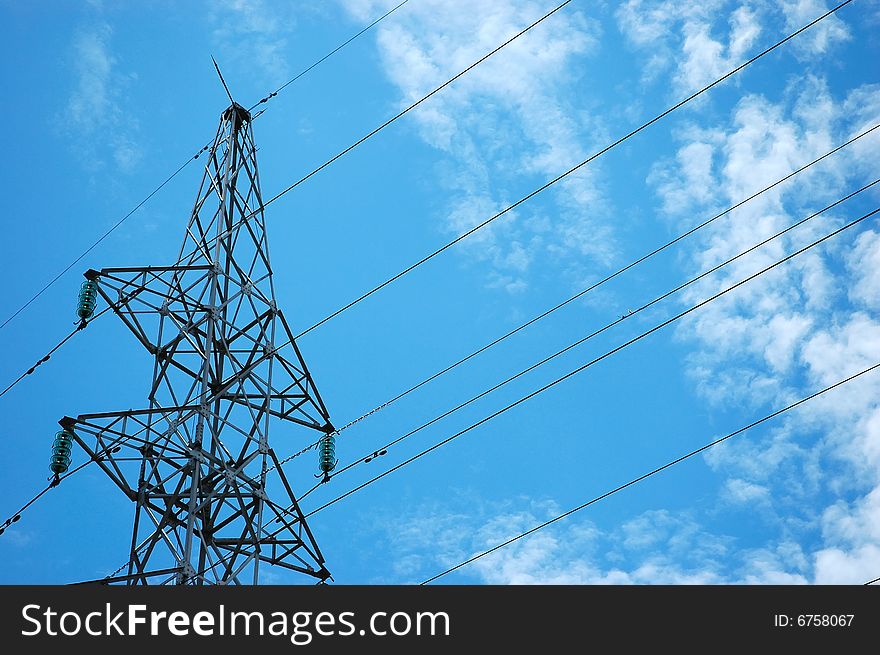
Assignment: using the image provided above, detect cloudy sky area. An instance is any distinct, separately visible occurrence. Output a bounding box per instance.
[0,0,878,584]
[340,0,880,584]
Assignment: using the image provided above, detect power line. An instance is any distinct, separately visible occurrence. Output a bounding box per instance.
[291,0,855,339]
[0,156,202,333]
[420,361,880,584]
[269,124,879,475]
[7,0,864,581]
[149,346,880,584]
[11,93,867,516]
[4,0,548,532]
[103,558,134,582]
[0,304,115,399]
[189,0,575,310]
[307,178,878,493]
[301,204,879,519]
[150,0,862,484]
[0,1,410,334]
[0,442,119,538]
[258,0,574,221]
[48,0,574,332]
[248,0,412,110]
[328,123,880,436]
[0,482,55,538]
[266,440,321,475]
[14,155,871,550]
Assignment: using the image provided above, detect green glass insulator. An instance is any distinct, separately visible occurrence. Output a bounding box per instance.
[318,434,336,474]
[49,430,74,474]
[76,280,98,319]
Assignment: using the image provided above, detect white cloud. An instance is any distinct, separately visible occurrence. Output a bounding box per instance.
[802,313,880,389]
[1,529,34,548]
[341,0,610,292]
[848,230,880,310]
[821,486,880,547]
[361,2,876,585]
[779,0,851,57]
[62,22,142,173]
[377,499,730,583]
[660,79,880,406]
[640,2,880,580]
[66,24,114,128]
[723,477,771,505]
[677,6,761,92]
[616,0,761,93]
[211,0,298,85]
[814,544,880,584]
[617,1,850,94]
[738,542,809,583]
[375,497,824,583]
[649,139,718,215]
[441,495,869,583]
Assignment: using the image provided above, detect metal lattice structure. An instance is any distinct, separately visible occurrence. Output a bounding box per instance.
[59,102,336,585]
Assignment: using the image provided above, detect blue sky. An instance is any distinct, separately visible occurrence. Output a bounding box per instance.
[1,0,879,584]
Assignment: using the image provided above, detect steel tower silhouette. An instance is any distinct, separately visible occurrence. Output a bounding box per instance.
[58,102,336,585]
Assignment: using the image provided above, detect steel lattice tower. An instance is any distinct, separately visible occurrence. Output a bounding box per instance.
[59,102,336,585]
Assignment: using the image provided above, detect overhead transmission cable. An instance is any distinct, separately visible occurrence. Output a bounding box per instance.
[420,361,880,584]
[300,204,880,519]
[0,0,876,548]
[176,0,578,274]
[0,0,410,333]
[0,158,201,333]
[269,3,866,471]
[254,0,575,227]
[0,305,115,399]
[45,178,876,535]
[0,0,562,401]
[291,177,879,499]
[0,442,121,538]
[5,0,849,350]
[2,0,862,545]
[155,356,880,584]
[268,123,879,473]
[66,0,865,582]
[328,124,880,434]
[289,0,855,339]
[247,0,412,110]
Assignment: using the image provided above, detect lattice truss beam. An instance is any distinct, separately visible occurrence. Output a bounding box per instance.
[60,103,335,585]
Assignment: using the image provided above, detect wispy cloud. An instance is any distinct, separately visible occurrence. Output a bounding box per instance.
[1,529,34,548]
[211,0,298,86]
[632,0,880,582]
[61,21,142,173]
[722,477,772,505]
[816,486,880,582]
[617,0,761,93]
[374,5,880,586]
[342,0,610,294]
[373,497,819,583]
[338,2,880,586]
[617,0,849,94]
[779,0,851,56]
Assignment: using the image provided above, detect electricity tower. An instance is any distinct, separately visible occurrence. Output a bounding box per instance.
[58,102,337,585]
